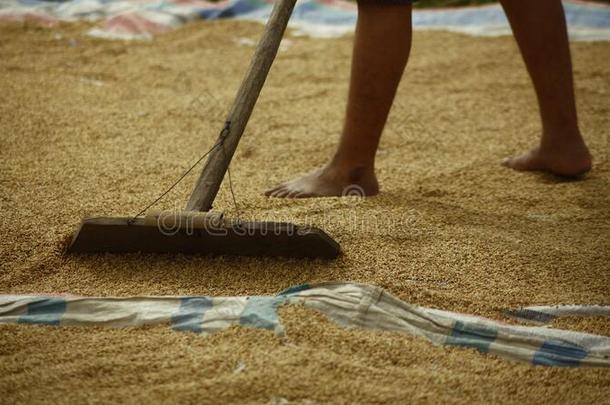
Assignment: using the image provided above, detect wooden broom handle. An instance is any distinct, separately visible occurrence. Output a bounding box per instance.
[186,0,297,212]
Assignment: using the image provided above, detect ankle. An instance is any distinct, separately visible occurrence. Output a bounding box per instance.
[541,125,584,146]
[327,155,375,182]
[539,139,590,158]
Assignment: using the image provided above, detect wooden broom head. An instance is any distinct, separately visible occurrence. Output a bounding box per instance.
[67,215,340,259]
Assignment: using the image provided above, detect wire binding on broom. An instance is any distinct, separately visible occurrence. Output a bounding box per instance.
[128,121,239,224]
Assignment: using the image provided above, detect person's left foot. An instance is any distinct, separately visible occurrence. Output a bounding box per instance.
[502,137,592,177]
[264,163,379,198]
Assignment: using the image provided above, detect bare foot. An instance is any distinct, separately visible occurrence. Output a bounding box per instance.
[502,140,592,177]
[265,164,379,198]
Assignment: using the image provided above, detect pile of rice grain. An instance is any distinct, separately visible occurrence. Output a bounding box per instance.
[1,19,609,403]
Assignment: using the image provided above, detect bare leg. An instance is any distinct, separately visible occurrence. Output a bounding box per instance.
[265,2,412,198]
[500,0,591,176]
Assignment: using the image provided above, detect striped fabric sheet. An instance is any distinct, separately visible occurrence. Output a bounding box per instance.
[2,282,609,368]
[504,304,610,324]
[0,0,609,41]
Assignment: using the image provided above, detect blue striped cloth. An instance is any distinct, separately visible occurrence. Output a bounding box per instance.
[1,0,609,41]
[2,282,609,367]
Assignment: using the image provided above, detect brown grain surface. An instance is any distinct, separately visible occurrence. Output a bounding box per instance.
[1,20,609,403]
[549,316,610,336]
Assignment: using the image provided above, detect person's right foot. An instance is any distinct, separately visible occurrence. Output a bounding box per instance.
[264,163,379,198]
[502,137,592,177]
